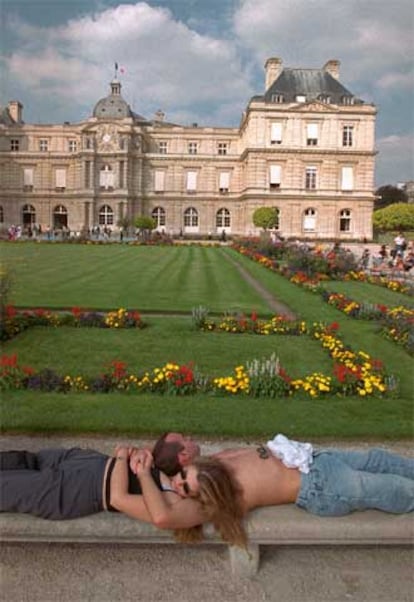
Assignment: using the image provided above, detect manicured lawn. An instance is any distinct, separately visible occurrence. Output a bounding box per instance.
[0,243,272,313]
[4,319,330,377]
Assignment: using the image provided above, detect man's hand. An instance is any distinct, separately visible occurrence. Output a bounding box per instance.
[132,449,154,477]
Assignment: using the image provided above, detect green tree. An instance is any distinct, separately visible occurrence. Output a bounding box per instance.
[374,185,408,209]
[134,215,156,240]
[252,207,279,231]
[373,203,414,232]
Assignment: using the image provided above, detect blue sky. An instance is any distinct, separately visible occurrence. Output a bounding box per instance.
[1,0,413,187]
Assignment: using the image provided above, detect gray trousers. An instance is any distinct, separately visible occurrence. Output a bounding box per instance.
[0,448,109,520]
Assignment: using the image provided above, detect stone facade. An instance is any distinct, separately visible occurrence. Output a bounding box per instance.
[0,58,377,239]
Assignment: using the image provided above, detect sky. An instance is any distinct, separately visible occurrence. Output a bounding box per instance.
[1,0,413,187]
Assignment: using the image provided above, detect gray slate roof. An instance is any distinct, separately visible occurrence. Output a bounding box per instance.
[257,69,363,104]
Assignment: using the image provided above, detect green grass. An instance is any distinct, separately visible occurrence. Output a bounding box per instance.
[1,391,413,439]
[4,319,330,377]
[319,280,414,308]
[0,243,272,313]
[1,243,413,439]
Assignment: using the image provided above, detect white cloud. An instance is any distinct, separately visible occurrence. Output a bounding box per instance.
[375,134,414,186]
[3,2,252,124]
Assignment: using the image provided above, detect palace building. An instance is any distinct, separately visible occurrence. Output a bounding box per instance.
[0,58,377,239]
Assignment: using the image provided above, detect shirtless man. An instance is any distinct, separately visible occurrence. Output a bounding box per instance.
[147,432,414,517]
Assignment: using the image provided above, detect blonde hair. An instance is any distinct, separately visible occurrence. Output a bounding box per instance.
[174,456,247,548]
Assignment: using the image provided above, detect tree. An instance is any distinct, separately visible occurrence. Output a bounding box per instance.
[134,215,156,240]
[373,203,414,232]
[374,185,408,209]
[252,207,279,231]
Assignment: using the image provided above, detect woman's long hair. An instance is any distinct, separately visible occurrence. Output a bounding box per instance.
[174,456,247,548]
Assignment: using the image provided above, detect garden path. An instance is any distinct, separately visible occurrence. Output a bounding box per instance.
[220,249,297,318]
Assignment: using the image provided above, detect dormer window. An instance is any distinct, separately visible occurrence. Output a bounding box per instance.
[271,94,284,103]
[319,95,331,104]
[296,95,306,103]
[342,96,354,105]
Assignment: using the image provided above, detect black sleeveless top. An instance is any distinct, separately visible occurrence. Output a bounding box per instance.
[105,458,168,512]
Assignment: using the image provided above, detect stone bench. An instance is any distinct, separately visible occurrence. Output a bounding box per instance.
[1,506,413,577]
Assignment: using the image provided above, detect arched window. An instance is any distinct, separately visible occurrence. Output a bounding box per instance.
[0,206,3,224]
[339,208,352,232]
[303,207,316,232]
[99,205,114,226]
[216,208,231,229]
[53,205,68,229]
[22,204,36,226]
[152,207,166,228]
[183,207,198,228]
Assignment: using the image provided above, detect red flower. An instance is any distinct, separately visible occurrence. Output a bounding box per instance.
[251,311,257,322]
[5,305,16,318]
[1,354,18,368]
[71,306,82,317]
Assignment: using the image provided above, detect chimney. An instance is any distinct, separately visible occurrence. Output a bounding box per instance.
[154,109,165,122]
[323,60,340,80]
[8,100,23,123]
[264,57,283,90]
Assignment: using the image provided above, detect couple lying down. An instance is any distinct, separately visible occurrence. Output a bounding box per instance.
[1,433,413,547]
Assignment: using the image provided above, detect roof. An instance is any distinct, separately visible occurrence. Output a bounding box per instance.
[0,106,17,126]
[259,68,363,104]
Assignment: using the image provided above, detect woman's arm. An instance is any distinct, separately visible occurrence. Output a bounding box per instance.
[112,449,207,529]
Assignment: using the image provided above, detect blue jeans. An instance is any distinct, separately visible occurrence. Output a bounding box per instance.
[296,448,414,515]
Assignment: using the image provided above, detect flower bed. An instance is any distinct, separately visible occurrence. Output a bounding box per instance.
[232,244,414,354]
[0,306,146,341]
[0,320,396,399]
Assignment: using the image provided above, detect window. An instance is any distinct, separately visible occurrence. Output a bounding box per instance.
[184,207,198,227]
[188,142,198,155]
[303,208,316,232]
[216,208,231,228]
[99,205,114,226]
[186,171,198,192]
[39,139,48,152]
[269,165,281,189]
[152,206,166,228]
[53,205,68,229]
[100,165,114,190]
[84,161,91,188]
[0,206,4,223]
[55,168,66,191]
[271,94,284,103]
[85,137,92,150]
[318,95,331,104]
[68,140,77,152]
[10,139,19,151]
[307,123,318,146]
[342,96,354,105]
[158,141,168,154]
[341,167,354,191]
[22,204,36,226]
[342,125,354,147]
[270,123,282,144]
[339,209,351,232]
[119,161,124,188]
[305,167,317,190]
[23,168,34,191]
[219,172,230,193]
[154,170,165,193]
[296,95,306,103]
[218,143,228,155]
